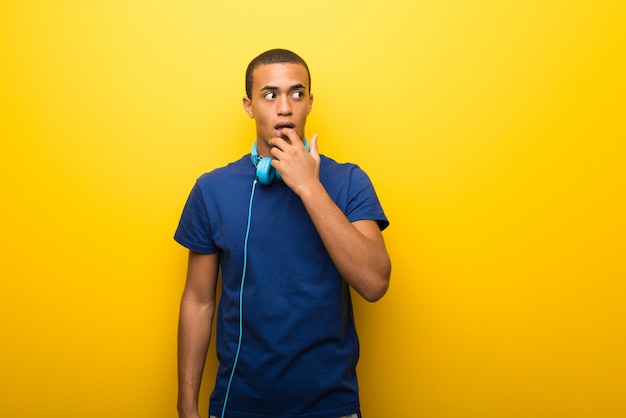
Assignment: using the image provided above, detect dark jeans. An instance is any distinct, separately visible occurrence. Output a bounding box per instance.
[210,412,361,418]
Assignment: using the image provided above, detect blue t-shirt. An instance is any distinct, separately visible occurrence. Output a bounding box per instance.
[175,153,388,418]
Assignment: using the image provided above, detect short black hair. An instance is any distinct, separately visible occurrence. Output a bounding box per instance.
[245,49,311,99]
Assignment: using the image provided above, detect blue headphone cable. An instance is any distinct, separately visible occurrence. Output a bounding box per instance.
[221,178,258,418]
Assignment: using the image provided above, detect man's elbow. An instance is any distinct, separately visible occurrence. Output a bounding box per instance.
[363,261,391,303]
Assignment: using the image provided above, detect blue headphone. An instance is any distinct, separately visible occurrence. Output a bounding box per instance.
[250,139,310,185]
[222,139,310,416]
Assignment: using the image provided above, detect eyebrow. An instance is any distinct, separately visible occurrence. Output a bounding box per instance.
[260,83,307,92]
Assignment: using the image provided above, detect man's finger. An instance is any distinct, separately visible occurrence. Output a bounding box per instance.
[309,134,319,158]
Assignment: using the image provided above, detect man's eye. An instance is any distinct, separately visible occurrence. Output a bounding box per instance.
[264,92,277,100]
[292,91,304,99]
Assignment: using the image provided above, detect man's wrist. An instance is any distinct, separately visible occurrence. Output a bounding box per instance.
[295,178,325,201]
[177,399,199,417]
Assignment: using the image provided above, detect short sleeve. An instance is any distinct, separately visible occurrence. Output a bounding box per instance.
[346,167,389,231]
[174,180,217,254]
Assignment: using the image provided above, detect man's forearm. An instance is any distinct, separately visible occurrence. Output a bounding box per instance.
[266,133,391,301]
[298,182,391,302]
[177,299,214,417]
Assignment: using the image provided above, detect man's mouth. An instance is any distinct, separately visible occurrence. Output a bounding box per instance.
[274,122,295,131]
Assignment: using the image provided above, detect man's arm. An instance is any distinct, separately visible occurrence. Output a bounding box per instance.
[270,132,391,302]
[302,198,391,302]
[177,251,219,418]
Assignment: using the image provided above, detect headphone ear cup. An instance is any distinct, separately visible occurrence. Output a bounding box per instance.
[256,157,275,185]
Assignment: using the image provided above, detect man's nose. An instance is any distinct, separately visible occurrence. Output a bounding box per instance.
[276,95,292,115]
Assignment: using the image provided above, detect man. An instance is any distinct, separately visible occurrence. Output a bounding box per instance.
[175,49,391,418]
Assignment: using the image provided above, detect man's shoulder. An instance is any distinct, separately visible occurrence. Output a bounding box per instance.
[196,154,251,183]
[319,154,361,172]
[319,155,369,181]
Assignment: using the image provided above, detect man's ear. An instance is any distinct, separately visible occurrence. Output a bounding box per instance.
[243,96,254,118]
[307,93,314,115]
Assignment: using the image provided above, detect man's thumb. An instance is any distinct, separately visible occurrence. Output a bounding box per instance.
[309,134,319,157]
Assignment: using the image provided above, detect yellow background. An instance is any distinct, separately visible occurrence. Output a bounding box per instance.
[1,1,625,417]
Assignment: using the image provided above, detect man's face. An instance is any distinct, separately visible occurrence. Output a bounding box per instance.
[243,63,313,156]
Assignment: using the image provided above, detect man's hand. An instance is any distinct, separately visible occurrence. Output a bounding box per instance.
[269,129,320,196]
